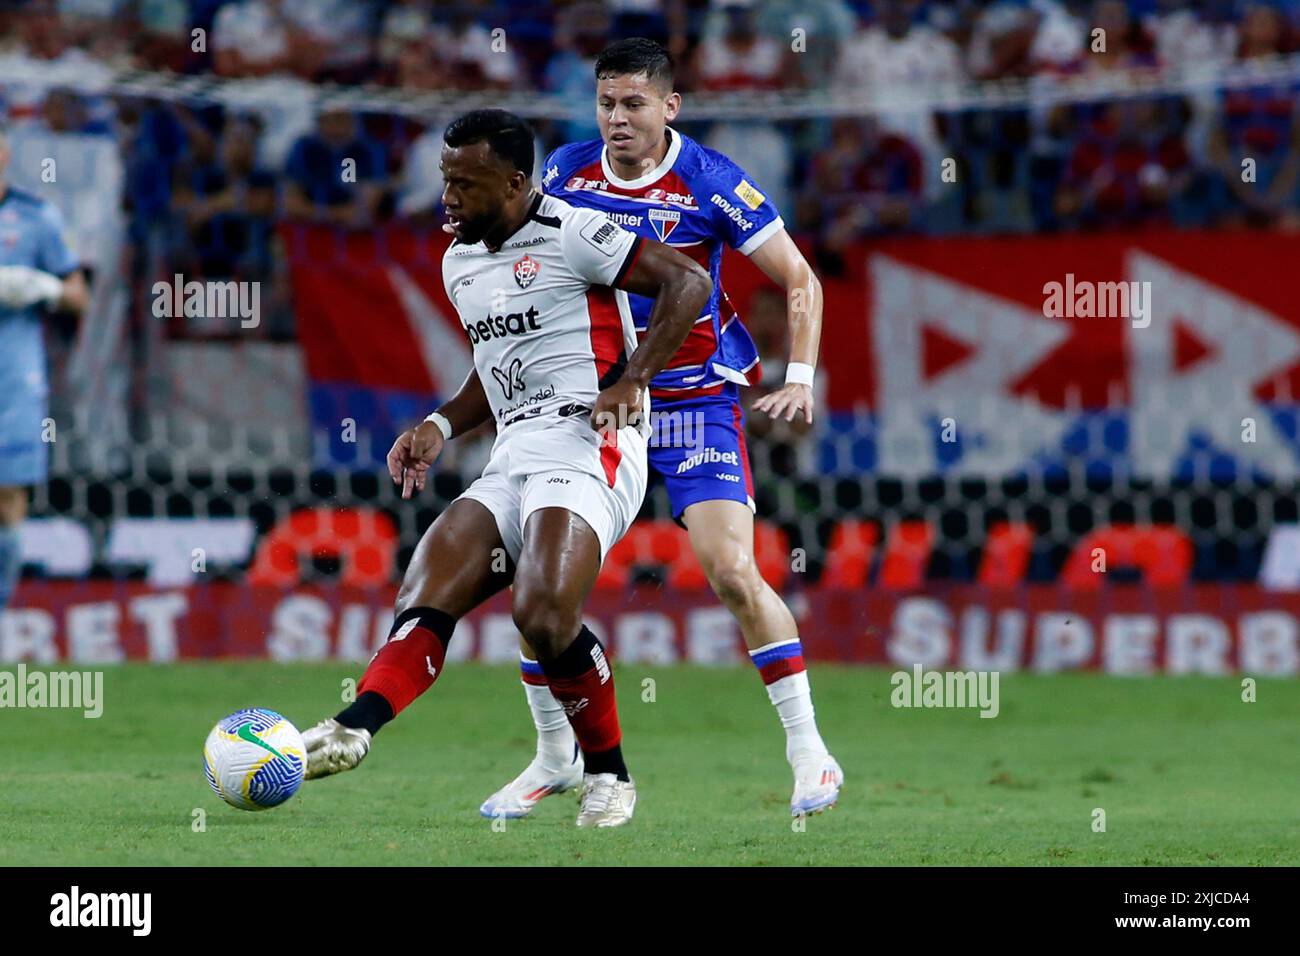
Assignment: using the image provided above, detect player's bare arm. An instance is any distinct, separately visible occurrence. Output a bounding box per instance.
[388,367,492,499]
[747,230,823,424]
[590,241,712,432]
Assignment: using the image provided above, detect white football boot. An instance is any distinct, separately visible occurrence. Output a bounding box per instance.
[575,773,637,828]
[302,718,372,780]
[790,753,843,816]
[479,743,584,819]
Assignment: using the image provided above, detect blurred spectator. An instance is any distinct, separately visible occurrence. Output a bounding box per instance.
[1144,0,1239,70]
[1054,98,1195,229]
[694,0,789,92]
[744,0,856,90]
[283,108,387,229]
[832,0,962,200]
[380,1,520,92]
[1206,27,1300,229]
[286,0,375,84]
[798,117,922,254]
[379,0,441,89]
[544,2,610,144]
[171,115,277,283]
[211,0,297,77]
[132,0,194,72]
[213,0,369,80]
[608,0,671,47]
[57,0,132,66]
[1236,1,1291,60]
[832,0,965,93]
[5,88,124,275]
[396,121,446,220]
[1063,0,1158,76]
[1028,0,1089,71]
[965,1,1042,80]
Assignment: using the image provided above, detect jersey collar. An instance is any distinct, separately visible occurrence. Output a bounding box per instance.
[601,127,682,190]
[484,191,544,252]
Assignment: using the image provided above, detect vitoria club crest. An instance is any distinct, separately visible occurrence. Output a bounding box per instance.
[514,254,540,289]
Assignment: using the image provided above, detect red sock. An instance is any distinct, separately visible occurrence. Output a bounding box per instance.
[358,607,455,716]
[539,626,622,753]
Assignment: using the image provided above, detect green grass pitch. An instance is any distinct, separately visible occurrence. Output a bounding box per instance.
[1,662,1296,866]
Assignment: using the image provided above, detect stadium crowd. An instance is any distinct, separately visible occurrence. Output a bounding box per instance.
[0,0,1298,339]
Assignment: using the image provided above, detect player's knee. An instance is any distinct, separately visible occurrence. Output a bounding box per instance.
[511,585,579,659]
[702,551,762,613]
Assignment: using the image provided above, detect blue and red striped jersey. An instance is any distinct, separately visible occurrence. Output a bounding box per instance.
[540,128,784,404]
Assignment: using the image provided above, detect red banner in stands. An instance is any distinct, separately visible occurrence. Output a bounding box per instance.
[5,582,1297,676]
[722,229,1300,413]
[285,223,1300,416]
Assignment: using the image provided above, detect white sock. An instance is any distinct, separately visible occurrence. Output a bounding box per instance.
[520,661,576,770]
[750,639,829,766]
[766,672,829,765]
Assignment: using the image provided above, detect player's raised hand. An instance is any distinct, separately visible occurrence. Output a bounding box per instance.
[590,378,644,435]
[388,421,446,499]
[753,383,815,424]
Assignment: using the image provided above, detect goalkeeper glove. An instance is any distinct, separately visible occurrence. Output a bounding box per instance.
[0,265,64,309]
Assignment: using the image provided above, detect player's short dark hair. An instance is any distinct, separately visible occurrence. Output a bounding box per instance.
[595,38,674,92]
[443,109,535,177]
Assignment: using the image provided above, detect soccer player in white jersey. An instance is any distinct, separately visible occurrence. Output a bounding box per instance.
[482,39,842,820]
[301,109,712,828]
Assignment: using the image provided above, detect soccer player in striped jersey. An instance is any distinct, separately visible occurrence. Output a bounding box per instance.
[481,39,842,820]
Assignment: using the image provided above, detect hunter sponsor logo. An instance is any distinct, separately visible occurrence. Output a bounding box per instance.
[648,207,681,242]
[606,210,643,228]
[710,193,754,232]
[676,446,740,474]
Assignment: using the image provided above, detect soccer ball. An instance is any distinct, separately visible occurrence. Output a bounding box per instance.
[203,708,306,811]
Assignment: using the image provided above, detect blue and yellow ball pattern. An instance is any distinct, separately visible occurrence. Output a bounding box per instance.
[203,708,306,811]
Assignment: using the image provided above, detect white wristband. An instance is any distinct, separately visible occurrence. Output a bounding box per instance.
[785,362,815,387]
[423,411,452,440]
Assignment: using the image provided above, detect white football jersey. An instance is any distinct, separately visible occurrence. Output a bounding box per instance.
[441,192,644,434]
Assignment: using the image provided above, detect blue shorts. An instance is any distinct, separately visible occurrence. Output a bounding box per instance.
[647,395,754,522]
[0,389,49,486]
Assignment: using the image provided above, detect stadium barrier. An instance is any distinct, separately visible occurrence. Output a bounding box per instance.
[5,580,1299,676]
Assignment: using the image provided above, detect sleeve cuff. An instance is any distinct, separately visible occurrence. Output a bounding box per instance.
[612,235,644,288]
[738,216,784,257]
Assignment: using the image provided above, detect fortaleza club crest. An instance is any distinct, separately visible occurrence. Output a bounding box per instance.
[513,254,540,289]
[648,207,680,242]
